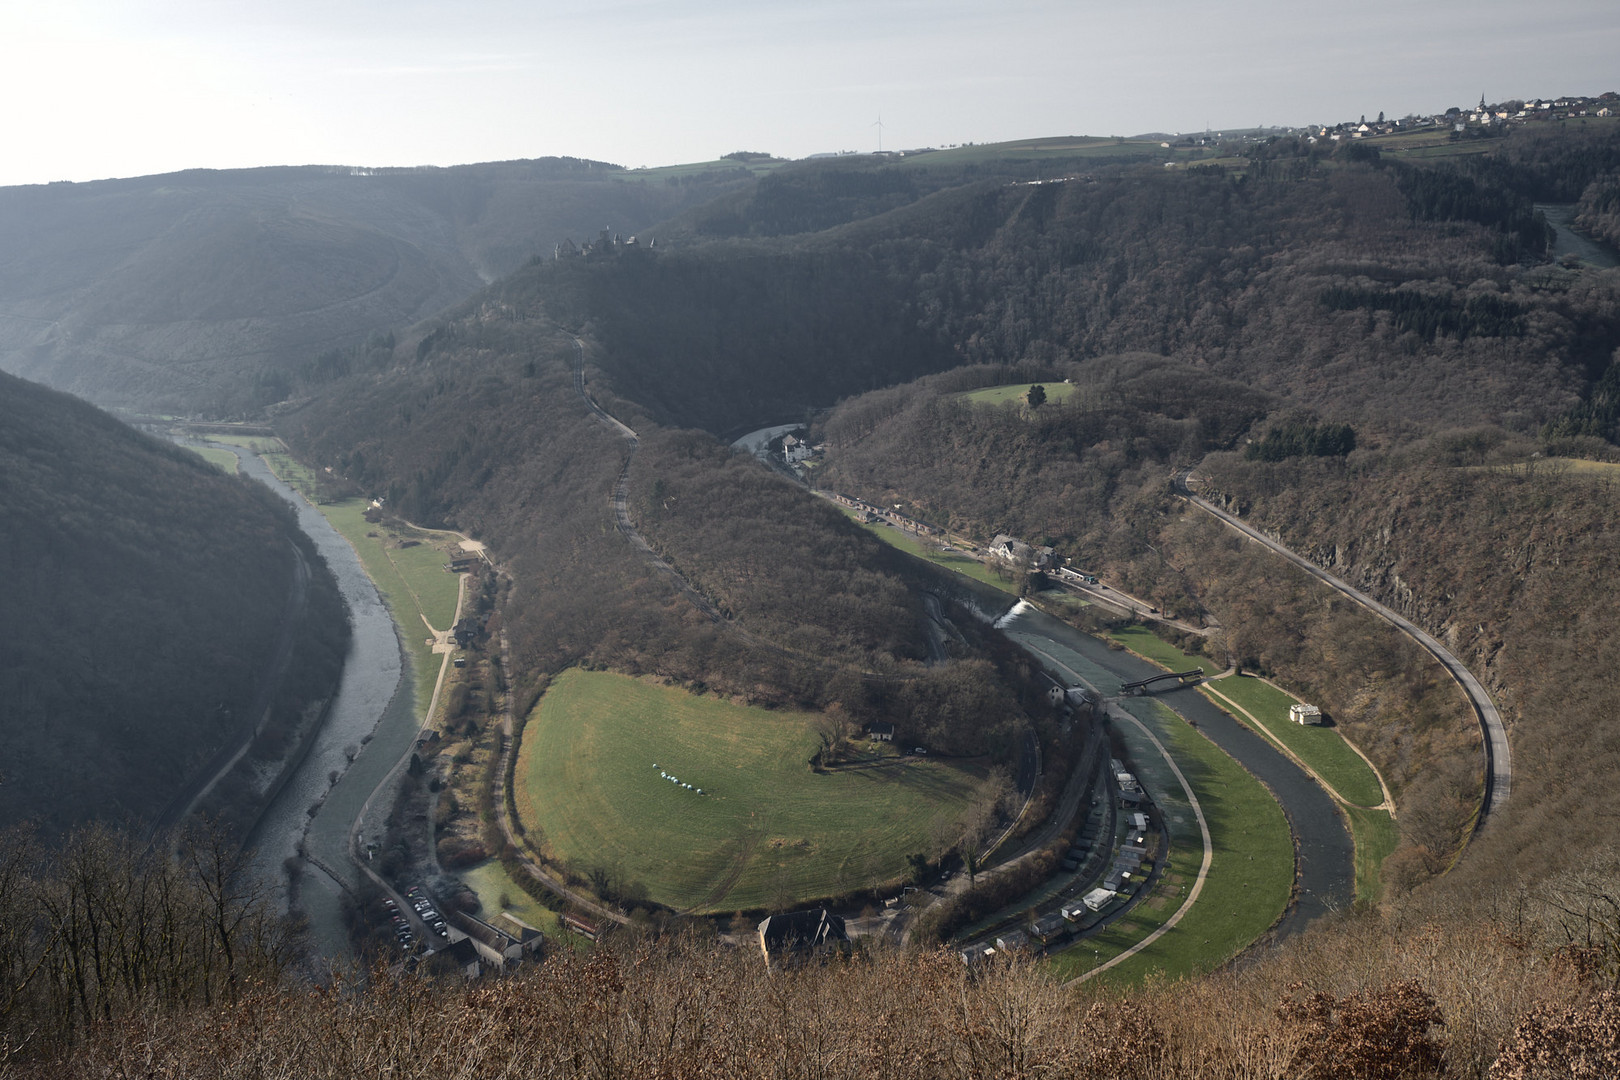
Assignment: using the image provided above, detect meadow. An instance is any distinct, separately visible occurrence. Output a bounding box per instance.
[241,436,465,720]
[836,506,1020,594]
[956,382,1081,407]
[514,669,986,912]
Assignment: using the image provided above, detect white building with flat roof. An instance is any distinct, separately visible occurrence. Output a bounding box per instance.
[1290,703,1323,725]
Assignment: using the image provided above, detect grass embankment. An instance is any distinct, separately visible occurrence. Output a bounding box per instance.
[1344,805,1401,908]
[238,437,464,723]
[1045,699,1293,984]
[1108,626,1222,676]
[186,445,241,473]
[836,506,1020,595]
[515,669,985,912]
[956,382,1081,407]
[1200,676,1384,807]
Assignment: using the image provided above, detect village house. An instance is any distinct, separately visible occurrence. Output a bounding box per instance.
[757,908,850,969]
[987,534,1035,566]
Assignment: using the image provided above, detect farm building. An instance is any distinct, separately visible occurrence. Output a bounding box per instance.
[1289,703,1323,725]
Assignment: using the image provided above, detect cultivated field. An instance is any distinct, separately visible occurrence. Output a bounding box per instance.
[515,669,987,912]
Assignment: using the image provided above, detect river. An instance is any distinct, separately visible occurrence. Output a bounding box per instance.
[1538,203,1620,269]
[205,446,415,966]
[993,602,1354,938]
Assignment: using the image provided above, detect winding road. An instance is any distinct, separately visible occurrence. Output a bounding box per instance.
[1174,469,1510,824]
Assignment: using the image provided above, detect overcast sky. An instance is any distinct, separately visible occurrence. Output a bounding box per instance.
[2,0,1616,186]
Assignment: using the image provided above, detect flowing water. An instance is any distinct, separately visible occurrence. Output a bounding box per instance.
[200,444,414,966]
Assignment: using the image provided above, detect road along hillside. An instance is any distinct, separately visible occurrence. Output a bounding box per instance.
[1174,471,1510,826]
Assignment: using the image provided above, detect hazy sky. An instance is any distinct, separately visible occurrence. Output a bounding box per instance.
[3,0,1616,186]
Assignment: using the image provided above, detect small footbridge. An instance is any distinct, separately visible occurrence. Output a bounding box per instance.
[1120,670,1205,696]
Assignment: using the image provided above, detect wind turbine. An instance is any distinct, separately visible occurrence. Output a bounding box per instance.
[873,113,885,153]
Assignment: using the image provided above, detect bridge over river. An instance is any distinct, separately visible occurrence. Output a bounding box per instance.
[1119,669,1206,695]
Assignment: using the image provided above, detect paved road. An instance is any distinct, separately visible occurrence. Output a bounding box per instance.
[1174,470,1511,824]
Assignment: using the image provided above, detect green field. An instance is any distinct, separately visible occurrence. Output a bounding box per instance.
[1345,805,1400,907]
[899,136,1183,169]
[620,157,789,181]
[957,382,1081,407]
[515,669,986,912]
[1200,676,1385,808]
[1197,674,1396,904]
[1108,625,1222,676]
[186,445,240,473]
[1045,699,1293,984]
[839,508,1020,594]
[460,860,565,937]
[314,499,461,715]
[255,445,463,720]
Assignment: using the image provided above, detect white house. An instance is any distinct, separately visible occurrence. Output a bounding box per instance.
[1289,703,1323,726]
[988,534,1035,566]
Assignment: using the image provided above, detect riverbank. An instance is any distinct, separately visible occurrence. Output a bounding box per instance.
[196,440,414,965]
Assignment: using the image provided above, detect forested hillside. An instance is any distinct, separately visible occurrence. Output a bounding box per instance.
[0,371,348,836]
[0,159,750,414]
[1199,452,1620,897]
[474,134,1620,441]
[14,118,1620,1077]
[277,320,1040,758]
[277,123,1620,890]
